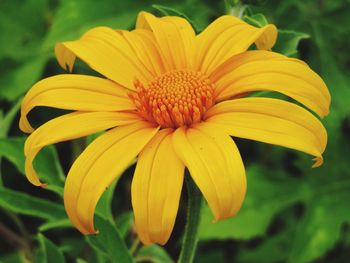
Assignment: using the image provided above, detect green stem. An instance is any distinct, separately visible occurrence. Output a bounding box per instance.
[178,176,202,263]
[130,237,140,256]
[225,0,247,18]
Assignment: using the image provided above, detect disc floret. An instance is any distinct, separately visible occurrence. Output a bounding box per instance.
[130,70,215,128]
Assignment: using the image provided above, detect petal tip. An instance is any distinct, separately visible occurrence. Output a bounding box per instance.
[19,117,34,134]
[312,156,324,168]
[54,43,76,72]
[256,24,278,50]
[78,226,98,235]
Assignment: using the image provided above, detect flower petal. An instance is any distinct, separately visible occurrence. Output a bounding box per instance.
[24,111,141,186]
[64,121,159,234]
[132,129,184,245]
[172,125,246,221]
[20,74,135,133]
[211,50,331,118]
[136,11,195,70]
[205,98,327,167]
[120,29,166,76]
[194,15,277,74]
[55,26,153,87]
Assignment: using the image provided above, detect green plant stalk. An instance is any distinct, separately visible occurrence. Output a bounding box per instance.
[0,98,22,186]
[225,0,247,18]
[178,175,202,263]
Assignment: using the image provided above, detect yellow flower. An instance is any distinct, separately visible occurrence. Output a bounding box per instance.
[20,12,330,245]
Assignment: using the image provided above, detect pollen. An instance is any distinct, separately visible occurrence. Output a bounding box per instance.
[129,70,215,128]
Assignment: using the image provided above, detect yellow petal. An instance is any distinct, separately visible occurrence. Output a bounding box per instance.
[24,111,140,186]
[132,129,184,245]
[136,11,195,70]
[210,50,284,81]
[55,26,153,88]
[160,15,196,68]
[172,125,246,221]
[194,15,277,74]
[212,50,331,118]
[20,74,135,133]
[205,98,327,167]
[121,29,166,76]
[136,12,196,41]
[64,121,159,234]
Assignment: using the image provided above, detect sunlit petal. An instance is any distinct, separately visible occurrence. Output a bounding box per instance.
[211,50,330,117]
[24,111,141,186]
[132,129,184,245]
[20,74,135,133]
[55,27,153,87]
[121,29,166,76]
[64,122,159,234]
[172,125,246,220]
[206,98,327,167]
[136,11,195,70]
[194,16,277,74]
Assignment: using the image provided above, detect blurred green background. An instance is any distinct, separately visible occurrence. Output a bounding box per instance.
[0,0,349,262]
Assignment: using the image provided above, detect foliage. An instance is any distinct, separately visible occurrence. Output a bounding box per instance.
[0,0,349,262]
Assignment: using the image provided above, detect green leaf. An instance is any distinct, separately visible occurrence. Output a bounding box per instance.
[0,0,49,61]
[137,244,173,263]
[0,0,148,102]
[273,29,310,57]
[243,13,310,58]
[152,4,199,32]
[0,137,26,177]
[39,218,72,232]
[0,98,21,138]
[0,0,51,101]
[237,221,296,263]
[198,166,299,240]
[86,131,104,145]
[200,130,350,263]
[116,211,134,239]
[285,117,350,262]
[0,99,22,186]
[37,233,66,263]
[0,251,26,263]
[312,22,350,118]
[95,180,117,220]
[194,249,226,263]
[152,2,216,33]
[86,215,133,263]
[0,137,65,195]
[41,0,144,52]
[58,237,86,259]
[0,188,66,221]
[243,13,268,27]
[0,56,48,101]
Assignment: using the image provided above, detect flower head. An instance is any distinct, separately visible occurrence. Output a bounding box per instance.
[20,11,330,245]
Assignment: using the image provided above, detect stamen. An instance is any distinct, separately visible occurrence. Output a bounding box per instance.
[129,70,215,128]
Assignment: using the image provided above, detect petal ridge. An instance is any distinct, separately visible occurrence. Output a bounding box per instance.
[55,27,153,88]
[20,74,135,133]
[64,121,159,234]
[132,129,184,245]
[172,125,246,220]
[206,98,327,167]
[194,15,277,74]
[136,12,195,70]
[212,51,330,118]
[24,111,140,186]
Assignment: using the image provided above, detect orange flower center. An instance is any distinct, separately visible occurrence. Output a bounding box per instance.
[130,70,215,128]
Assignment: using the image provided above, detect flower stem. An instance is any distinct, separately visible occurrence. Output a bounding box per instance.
[130,237,140,255]
[178,175,202,263]
[225,0,247,18]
